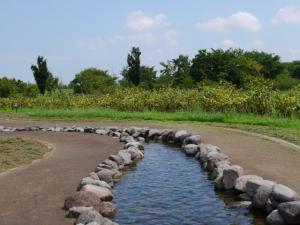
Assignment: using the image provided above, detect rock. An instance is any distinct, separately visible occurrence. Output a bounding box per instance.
[108,155,124,169]
[95,163,114,171]
[103,217,119,225]
[124,142,144,151]
[161,130,176,143]
[183,144,199,156]
[198,144,220,163]
[118,150,132,165]
[137,137,145,142]
[64,191,100,210]
[126,146,144,160]
[222,165,244,190]
[77,210,104,224]
[195,151,201,160]
[278,201,300,225]
[205,152,229,171]
[76,127,85,133]
[111,132,121,138]
[102,159,119,170]
[272,184,300,204]
[234,175,263,193]
[96,170,113,185]
[81,185,113,201]
[147,129,161,139]
[68,206,94,218]
[266,210,286,225]
[246,179,275,198]
[174,130,189,143]
[211,161,231,180]
[239,193,251,201]
[95,129,109,135]
[183,135,202,145]
[99,201,118,218]
[266,198,275,213]
[90,172,100,180]
[86,222,100,225]
[253,185,273,210]
[78,177,112,191]
[84,127,95,133]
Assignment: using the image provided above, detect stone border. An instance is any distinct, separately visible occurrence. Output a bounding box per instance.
[1,125,300,225]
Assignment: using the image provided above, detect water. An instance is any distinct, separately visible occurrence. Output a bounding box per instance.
[113,143,266,225]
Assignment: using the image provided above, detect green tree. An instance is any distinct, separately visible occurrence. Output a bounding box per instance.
[46,73,59,93]
[122,47,141,86]
[70,68,116,94]
[139,66,157,89]
[31,56,51,95]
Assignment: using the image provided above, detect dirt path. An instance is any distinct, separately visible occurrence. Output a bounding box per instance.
[1,120,300,225]
[0,130,121,225]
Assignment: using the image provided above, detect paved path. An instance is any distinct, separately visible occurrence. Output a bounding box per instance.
[1,120,300,225]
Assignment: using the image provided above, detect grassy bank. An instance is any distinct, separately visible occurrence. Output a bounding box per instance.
[1,107,300,146]
[0,137,50,173]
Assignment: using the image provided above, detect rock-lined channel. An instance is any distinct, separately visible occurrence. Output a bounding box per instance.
[113,142,266,225]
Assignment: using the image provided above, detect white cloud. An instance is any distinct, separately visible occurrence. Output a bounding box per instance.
[221,39,239,48]
[195,11,261,32]
[126,10,170,31]
[249,40,264,49]
[272,6,300,24]
[289,48,300,56]
[127,33,157,44]
[77,38,107,50]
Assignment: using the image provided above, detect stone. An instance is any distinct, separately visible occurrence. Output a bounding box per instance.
[118,150,132,165]
[68,206,94,218]
[174,130,189,143]
[198,144,220,163]
[147,129,161,139]
[78,177,112,191]
[272,184,300,204]
[126,146,144,160]
[245,179,275,198]
[253,185,273,210]
[239,193,251,201]
[205,152,229,171]
[64,191,100,210]
[161,130,176,143]
[80,185,113,201]
[211,161,231,180]
[95,163,113,171]
[95,129,109,135]
[183,134,202,145]
[195,151,201,160]
[222,165,244,190]
[137,137,145,142]
[90,172,100,180]
[76,210,104,225]
[234,175,263,193]
[124,141,144,151]
[103,217,119,225]
[183,144,199,156]
[278,201,300,224]
[266,210,286,225]
[99,201,118,217]
[96,170,113,185]
[102,159,119,170]
[108,155,124,169]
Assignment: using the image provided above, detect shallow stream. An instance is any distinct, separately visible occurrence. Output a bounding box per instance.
[113,142,266,225]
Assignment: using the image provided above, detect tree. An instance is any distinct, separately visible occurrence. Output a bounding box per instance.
[70,68,116,94]
[46,73,59,93]
[139,66,157,89]
[244,51,284,79]
[31,56,51,95]
[122,47,141,86]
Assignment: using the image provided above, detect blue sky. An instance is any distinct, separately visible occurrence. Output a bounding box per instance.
[1,0,300,83]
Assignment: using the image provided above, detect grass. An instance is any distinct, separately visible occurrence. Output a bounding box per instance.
[0,137,50,173]
[1,107,300,145]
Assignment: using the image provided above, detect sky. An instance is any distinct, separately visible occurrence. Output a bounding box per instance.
[1,0,300,83]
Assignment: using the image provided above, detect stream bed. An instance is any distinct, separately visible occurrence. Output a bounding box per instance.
[113,142,266,225]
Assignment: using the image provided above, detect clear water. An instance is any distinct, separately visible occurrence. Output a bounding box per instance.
[113,143,266,225]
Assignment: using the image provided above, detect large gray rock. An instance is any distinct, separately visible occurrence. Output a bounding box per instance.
[124,141,144,151]
[68,206,94,218]
[205,152,229,171]
[246,179,275,197]
[161,130,176,143]
[126,146,144,160]
[89,172,100,180]
[183,134,202,145]
[183,144,199,156]
[118,150,132,165]
[234,175,263,193]
[147,129,161,139]
[198,144,221,163]
[253,185,273,210]
[99,201,118,218]
[109,155,124,166]
[272,184,300,204]
[278,201,300,225]
[64,191,100,210]
[81,185,113,201]
[76,210,104,224]
[222,165,244,190]
[96,170,114,185]
[103,218,119,225]
[102,159,119,170]
[266,210,286,225]
[78,177,112,191]
[95,129,109,135]
[174,130,189,143]
[211,161,231,180]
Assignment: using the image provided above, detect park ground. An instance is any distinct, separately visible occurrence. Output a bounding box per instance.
[0,116,300,224]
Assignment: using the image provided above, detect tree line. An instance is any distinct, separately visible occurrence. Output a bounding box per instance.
[1,47,300,97]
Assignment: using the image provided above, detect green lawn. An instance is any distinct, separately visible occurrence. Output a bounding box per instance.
[1,107,300,145]
[0,137,50,173]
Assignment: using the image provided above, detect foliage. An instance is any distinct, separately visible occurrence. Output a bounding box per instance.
[122,47,141,86]
[69,68,116,94]
[31,56,51,94]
